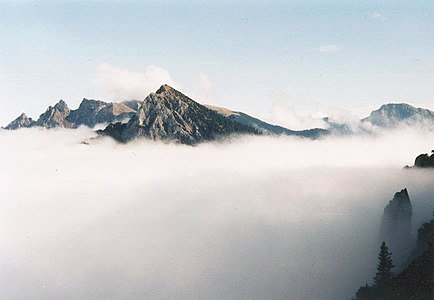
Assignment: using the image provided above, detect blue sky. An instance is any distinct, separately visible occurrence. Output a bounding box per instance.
[1,0,434,127]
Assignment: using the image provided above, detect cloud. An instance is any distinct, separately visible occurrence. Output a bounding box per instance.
[94,63,181,101]
[371,11,386,21]
[319,44,342,53]
[1,128,434,299]
[269,88,327,130]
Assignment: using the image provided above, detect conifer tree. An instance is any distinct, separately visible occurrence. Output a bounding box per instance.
[373,241,394,289]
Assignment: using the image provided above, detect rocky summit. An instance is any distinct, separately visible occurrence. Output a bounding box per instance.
[98,84,260,144]
[362,103,434,128]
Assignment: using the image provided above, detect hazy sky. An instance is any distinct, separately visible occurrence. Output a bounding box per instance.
[1,0,434,125]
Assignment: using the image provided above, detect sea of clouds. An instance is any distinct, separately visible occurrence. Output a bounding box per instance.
[1,127,434,299]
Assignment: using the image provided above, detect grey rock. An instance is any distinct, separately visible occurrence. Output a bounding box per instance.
[5,113,36,130]
[36,100,74,128]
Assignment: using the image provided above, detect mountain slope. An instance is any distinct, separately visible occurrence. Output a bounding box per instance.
[205,105,329,138]
[98,85,260,144]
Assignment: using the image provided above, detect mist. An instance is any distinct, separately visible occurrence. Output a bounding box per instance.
[1,128,434,299]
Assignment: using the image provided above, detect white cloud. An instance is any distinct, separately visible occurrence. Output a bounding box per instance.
[319,44,342,53]
[94,63,181,101]
[371,11,386,21]
[185,73,221,106]
[1,128,434,299]
[268,88,327,130]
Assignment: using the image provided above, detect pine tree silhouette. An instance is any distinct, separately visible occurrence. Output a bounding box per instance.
[373,241,395,297]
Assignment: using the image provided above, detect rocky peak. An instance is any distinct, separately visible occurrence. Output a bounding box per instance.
[155,84,175,95]
[5,112,35,130]
[384,188,412,219]
[36,100,73,128]
[379,188,413,267]
[54,99,69,113]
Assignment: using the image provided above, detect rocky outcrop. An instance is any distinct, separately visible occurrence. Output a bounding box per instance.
[379,188,413,266]
[98,85,260,144]
[5,113,36,129]
[36,100,73,128]
[414,151,434,168]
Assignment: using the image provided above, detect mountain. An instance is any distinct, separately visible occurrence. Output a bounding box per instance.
[5,98,138,130]
[320,103,434,135]
[362,103,434,128]
[379,188,413,266]
[98,85,261,144]
[3,85,330,143]
[36,100,73,128]
[5,113,36,130]
[206,105,329,139]
[66,99,135,127]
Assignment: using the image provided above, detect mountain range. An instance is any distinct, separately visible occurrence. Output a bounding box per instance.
[4,85,328,144]
[4,85,434,144]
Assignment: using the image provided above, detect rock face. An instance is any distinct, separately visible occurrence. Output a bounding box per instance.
[379,188,413,266]
[66,99,135,127]
[98,85,260,144]
[5,113,36,129]
[362,103,434,128]
[206,105,329,138]
[414,151,434,168]
[36,100,73,128]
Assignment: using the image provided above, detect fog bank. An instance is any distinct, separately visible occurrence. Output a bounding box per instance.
[1,128,434,299]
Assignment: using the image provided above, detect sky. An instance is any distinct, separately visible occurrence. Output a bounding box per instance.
[1,0,434,126]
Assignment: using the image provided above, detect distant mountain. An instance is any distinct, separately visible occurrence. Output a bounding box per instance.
[98,85,261,144]
[4,99,138,130]
[322,103,434,135]
[206,105,329,139]
[5,113,36,130]
[362,103,434,128]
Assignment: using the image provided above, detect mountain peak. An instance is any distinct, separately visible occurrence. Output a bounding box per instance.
[54,99,69,112]
[155,84,175,95]
[5,112,35,130]
[363,102,434,128]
